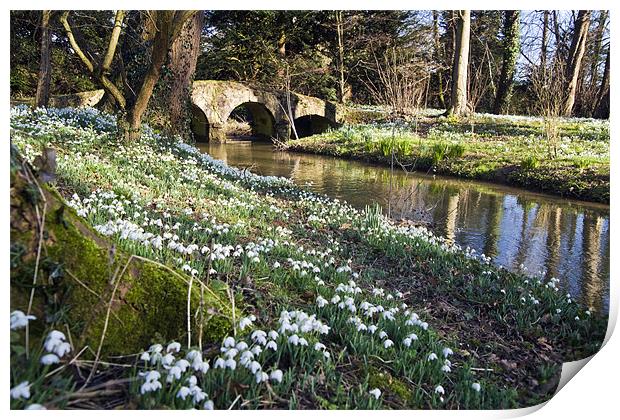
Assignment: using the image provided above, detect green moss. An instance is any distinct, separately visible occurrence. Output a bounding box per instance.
[11,172,235,356]
[367,366,412,404]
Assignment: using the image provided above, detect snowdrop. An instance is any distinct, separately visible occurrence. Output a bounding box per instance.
[270,369,284,383]
[40,354,60,365]
[472,383,481,392]
[427,353,438,362]
[10,310,36,330]
[442,347,453,358]
[166,342,181,353]
[10,381,30,400]
[434,385,445,395]
[266,340,278,351]
[369,388,382,399]
[25,404,46,410]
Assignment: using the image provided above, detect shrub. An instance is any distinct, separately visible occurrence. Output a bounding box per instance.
[520,155,540,170]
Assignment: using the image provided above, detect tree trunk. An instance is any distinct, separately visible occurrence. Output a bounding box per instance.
[335,11,348,103]
[594,48,610,118]
[563,10,591,116]
[35,11,52,108]
[447,10,470,116]
[432,11,445,109]
[124,11,197,140]
[493,10,520,114]
[589,11,608,91]
[162,11,204,137]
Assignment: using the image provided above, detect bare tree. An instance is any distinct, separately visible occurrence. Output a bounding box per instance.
[530,59,568,158]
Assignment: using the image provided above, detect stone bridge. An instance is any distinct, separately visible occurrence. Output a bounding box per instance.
[26,80,345,142]
[190,80,344,142]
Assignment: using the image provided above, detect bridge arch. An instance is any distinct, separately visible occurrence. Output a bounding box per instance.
[190,104,210,141]
[224,101,276,140]
[292,114,337,138]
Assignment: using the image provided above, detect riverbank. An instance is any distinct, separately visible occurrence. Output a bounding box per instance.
[286,113,610,204]
[10,107,606,410]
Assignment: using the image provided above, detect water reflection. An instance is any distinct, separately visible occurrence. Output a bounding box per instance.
[199,142,610,312]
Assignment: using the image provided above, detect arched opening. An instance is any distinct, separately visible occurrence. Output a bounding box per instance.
[291,115,337,139]
[225,102,275,141]
[190,104,209,142]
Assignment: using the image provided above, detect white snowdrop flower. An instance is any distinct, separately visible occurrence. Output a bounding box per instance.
[288,334,300,346]
[471,382,481,392]
[403,338,412,347]
[167,342,181,353]
[236,341,249,351]
[331,295,341,304]
[53,342,72,358]
[166,366,183,383]
[435,385,445,395]
[251,346,263,356]
[140,378,162,395]
[368,325,378,334]
[378,331,388,339]
[174,359,189,372]
[586,310,591,316]
[408,333,418,341]
[195,361,210,374]
[25,404,46,410]
[209,268,217,275]
[575,316,580,321]
[273,261,281,269]
[149,344,163,353]
[177,386,191,400]
[10,381,30,400]
[266,340,278,351]
[427,353,438,362]
[223,337,235,348]
[442,347,453,358]
[369,388,382,399]
[191,387,208,404]
[441,364,451,373]
[204,400,215,410]
[10,311,36,330]
[270,369,284,383]
[225,348,239,359]
[140,351,150,362]
[420,322,429,330]
[314,342,326,351]
[383,339,394,349]
[299,337,309,346]
[224,358,237,370]
[268,330,279,340]
[249,361,262,374]
[316,296,328,308]
[239,317,254,330]
[214,358,225,369]
[40,354,60,365]
[357,323,367,332]
[255,371,269,384]
[322,351,331,359]
[186,350,201,361]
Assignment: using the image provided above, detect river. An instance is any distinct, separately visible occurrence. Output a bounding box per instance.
[198,141,610,312]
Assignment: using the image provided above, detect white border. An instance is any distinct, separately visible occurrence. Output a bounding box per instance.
[2,2,617,419]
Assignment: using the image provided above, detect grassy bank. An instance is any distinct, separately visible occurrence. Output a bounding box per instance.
[287,112,609,203]
[10,107,606,410]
